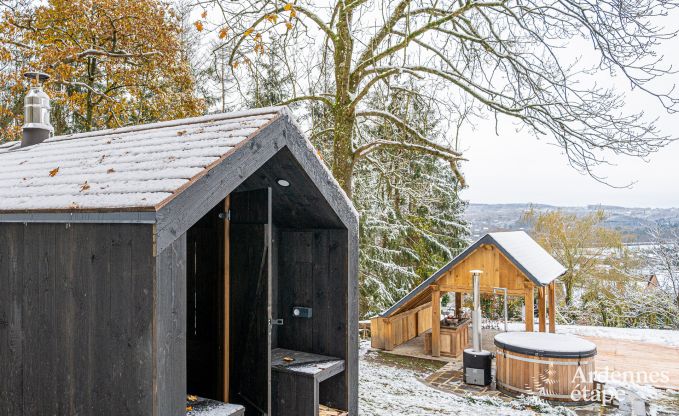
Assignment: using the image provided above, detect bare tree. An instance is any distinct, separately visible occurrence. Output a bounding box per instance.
[648,227,679,307]
[196,0,678,197]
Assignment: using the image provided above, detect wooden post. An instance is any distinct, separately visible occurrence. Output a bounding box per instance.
[383,318,394,351]
[431,285,441,357]
[454,292,462,317]
[538,286,546,333]
[548,281,556,333]
[223,195,230,401]
[525,287,534,332]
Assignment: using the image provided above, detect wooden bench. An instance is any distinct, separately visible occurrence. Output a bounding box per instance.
[271,348,345,416]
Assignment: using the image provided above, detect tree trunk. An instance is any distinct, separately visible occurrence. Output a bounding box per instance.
[332,108,355,198]
[330,4,355,198]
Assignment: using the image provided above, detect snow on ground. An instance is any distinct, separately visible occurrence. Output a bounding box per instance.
[505,322,679,347]
[358,341,576,416]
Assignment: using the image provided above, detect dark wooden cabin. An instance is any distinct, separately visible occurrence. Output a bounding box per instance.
[0,107,358,416]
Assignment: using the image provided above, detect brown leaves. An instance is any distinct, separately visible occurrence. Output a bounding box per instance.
[283,3,293,11]
[194,21,204,32]
[49,167,59,177]
[265,14,278,24]
[218,27,229,39]
[177,130,187,136]
[201,10,207,19]
[106,168,115,174]
[187,395,198,402]
[79,181,90,192]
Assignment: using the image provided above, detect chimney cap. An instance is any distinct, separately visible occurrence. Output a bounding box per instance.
[23,71,50,83]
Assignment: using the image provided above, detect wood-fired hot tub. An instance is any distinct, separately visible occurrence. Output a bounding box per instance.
[494,332,597,403]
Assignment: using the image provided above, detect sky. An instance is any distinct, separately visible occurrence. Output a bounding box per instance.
[460,29,679,209]
[460,118,679,209]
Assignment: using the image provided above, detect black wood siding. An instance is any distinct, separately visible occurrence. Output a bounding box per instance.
[0,223,156,416]
[277,229,349,410]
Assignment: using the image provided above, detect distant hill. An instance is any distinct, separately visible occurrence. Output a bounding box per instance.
[464,203,679,242]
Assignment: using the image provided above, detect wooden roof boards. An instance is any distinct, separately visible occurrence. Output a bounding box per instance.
[380,231,566,318]
[0,107,359,255]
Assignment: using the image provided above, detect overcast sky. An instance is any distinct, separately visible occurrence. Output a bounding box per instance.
[460,29,679,209]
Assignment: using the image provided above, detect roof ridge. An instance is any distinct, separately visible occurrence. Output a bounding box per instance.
[47,106,286,144]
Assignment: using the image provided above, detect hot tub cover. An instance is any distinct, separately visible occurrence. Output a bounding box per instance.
[494,332,597,358]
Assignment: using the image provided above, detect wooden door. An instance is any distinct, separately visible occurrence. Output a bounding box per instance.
[229,188,272,415]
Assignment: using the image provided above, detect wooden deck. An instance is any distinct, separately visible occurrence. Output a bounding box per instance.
[586,336,679,390]
[373,328,679,391]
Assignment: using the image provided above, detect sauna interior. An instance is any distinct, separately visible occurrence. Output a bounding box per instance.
[185,148,350,414]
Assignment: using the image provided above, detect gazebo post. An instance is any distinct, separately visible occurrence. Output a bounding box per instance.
[525,287,534,332]
[455,292,462,317]
[548,281,556,333]
[431,285,441,357]
[538,286,546,332]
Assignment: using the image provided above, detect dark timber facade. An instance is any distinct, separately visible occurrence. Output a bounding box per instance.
[0,109,359,416]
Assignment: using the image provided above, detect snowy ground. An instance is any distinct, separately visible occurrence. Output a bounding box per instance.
[358,341,577,416]
[358,339,679,416]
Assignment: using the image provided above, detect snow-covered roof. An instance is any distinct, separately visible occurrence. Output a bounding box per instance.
[488,231,567,286]
[380,231,566,317]
[0,107,283,212]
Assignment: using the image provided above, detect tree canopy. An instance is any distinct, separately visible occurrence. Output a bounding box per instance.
[198,0,678,196]
[0,0,204,140]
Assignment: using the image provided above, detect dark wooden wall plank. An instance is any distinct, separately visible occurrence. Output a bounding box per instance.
[0,224,24,416]
[275,229,349,411]
[0,223,156,416]
[156,233,187,416]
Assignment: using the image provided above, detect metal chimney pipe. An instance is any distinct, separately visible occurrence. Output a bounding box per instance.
[21,71,53,148]
[470,270,483,352]
[494,287,509,332]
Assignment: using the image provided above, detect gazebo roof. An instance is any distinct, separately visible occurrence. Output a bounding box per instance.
[380,231,566,317]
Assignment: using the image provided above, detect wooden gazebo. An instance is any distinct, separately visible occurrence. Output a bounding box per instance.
[371,231,566,357]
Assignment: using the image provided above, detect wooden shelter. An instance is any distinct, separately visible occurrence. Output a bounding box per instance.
[0,107,358,416]
[371,231,566,357]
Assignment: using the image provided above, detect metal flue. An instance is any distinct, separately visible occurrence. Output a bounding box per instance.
[21,71,53,148]
[470,269,483,352]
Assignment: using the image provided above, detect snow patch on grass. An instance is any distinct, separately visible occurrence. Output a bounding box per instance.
[358,341,576,415]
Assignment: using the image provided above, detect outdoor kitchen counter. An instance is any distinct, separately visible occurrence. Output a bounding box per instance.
[424,318,471,357]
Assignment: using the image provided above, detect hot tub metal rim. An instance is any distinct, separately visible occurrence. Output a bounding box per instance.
[493,339,597,359]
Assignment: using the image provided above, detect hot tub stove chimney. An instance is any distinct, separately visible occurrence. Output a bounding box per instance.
[463,270,492,386]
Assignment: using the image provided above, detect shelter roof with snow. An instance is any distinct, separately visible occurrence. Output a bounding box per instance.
[381,231,566,318]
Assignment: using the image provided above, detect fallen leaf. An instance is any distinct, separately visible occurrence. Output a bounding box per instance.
[177,130,187,136]
[283,356,294,362]
[80,181,90,192]
[186,406,193,412]
[68,202,79,209]
[107,168,115,174]
[49,167,59,177]
[187,395,198,402]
